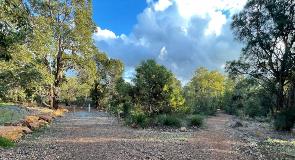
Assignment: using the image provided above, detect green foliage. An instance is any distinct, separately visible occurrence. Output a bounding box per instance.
[0,109,25,125]
[184,67,225,115]
[0,0,108,109]
[156,114,182,128]
[90,52,124,110]
[274,109,295,131]
[228,0,295,131]
[126,109,149,128]
[223,78,273,118]
[60,78,91,106]
[187,115,204,127]
[0,0,31,61]
[0,102,15,107]
[133,59,185,115]
[109,78,133,117]
[0,137,15,148]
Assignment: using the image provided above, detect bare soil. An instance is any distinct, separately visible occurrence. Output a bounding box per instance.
[0,111,260,160]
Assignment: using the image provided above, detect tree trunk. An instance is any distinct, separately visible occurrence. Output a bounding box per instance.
[49,84,54,109]
[52,37,63,110]
[288,82,295,108]
[276,83,285,112]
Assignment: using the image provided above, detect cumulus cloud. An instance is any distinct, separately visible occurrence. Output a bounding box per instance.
[94,0,247,84]
[154,0,173,12]
[93,26,118,41]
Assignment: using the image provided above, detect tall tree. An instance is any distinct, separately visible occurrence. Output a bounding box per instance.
[0,0,31,61]
[90,52,124,110]
[226,0,295,114]
[133,60,185,115]
[184,67,225,115]
[29,0,95,109]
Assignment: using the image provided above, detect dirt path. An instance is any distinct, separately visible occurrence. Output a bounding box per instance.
[0,111,256,160]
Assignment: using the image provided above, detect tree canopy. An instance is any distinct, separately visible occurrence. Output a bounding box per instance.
[133,59,185,115]
[227,0,295,130]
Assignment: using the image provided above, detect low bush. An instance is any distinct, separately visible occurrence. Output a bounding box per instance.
[274,109,295,131]
[156,114,182,127]
[188,114,204,127]
[0,109,25,125]
[0,137,15,148]
[126,111,149,128]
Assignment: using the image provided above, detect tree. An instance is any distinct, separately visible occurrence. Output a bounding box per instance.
[0,0,31,61]
[185,67,225,115]
[29,0,95,109]
[133,59,185,115]
[228,0,295,110]
[60,77,91,106]
[109,77,133,117]
[227,0,295,130]
[0,44,43,103]
[90,52,124,110]
[223,77,273,117]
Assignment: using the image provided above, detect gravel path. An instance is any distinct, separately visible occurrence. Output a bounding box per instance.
[0,111,256,160]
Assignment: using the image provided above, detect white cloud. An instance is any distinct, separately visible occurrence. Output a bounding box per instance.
[175,0,246,36]
[204,11,227,36]
[94,0,247,83]
[93,26,118,41]
[175,0,246,19]
[158,46,168,60]
[154,0,173,12]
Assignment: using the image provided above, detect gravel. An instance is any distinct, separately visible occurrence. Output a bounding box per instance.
[0,111,259,160]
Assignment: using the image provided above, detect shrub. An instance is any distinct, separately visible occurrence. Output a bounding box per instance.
[127,111,149,128]
[156,114,182,127]
[274,109,295,131]
[188,115,204,127]
[0,137,15,148]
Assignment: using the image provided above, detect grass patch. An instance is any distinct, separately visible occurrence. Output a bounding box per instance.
[156,114,182,127]
[0,137,15,148]
[258,138,295,159]
[0,110,24,125]
[126,112,149,128]
[0,102,15,107]
[27,125,49,140]
[187,114,204,127]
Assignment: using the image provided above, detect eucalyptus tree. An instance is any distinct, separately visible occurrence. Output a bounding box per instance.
[227,0,295,111]
[29,0,95,109]
[90,52,124,110]
[133,60,185,115]
[184,67,225,115]
[227,0,295,130]
[0,0,31,61]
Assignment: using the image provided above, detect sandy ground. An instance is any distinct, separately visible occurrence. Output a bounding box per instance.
[0,111,258,160]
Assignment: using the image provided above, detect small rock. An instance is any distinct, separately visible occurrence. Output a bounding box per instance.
[38,119,48,126]
[131,123,138,128]
[22,127,33,134]
[25,116,39,123]
[180,127,187,132]
[39,115,53,123]
[230,120,243,128]
[28,122,40,130]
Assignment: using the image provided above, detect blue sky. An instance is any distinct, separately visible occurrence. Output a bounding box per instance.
[92,0,147,35]
[92,0,247,84]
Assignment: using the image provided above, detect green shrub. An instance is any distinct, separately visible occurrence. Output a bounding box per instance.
[188,115,204,127]
[193,97,218,116]
[274,109,295,131]
[0,137,15,148]
[0,109,25,125]
[156,114,182,127]
[127,111,149,128]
